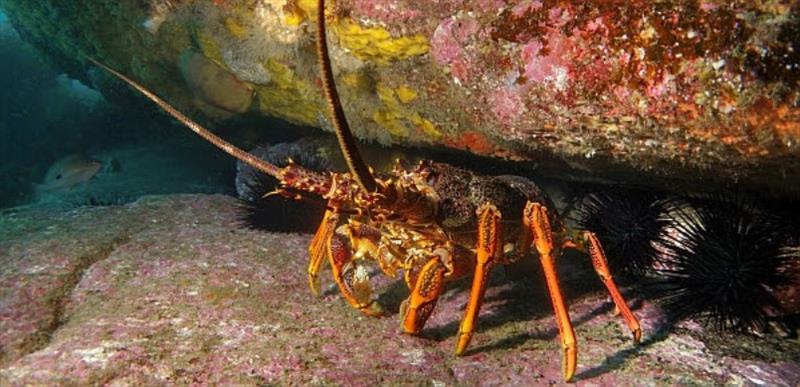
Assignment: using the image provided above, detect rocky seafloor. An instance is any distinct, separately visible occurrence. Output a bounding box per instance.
[1,194,798,385]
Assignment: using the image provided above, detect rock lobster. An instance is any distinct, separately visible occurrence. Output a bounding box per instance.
[89,0,641,381]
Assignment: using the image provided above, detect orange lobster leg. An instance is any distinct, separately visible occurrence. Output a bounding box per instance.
[402,257,447,334]
[308,209,338,296]
[525,202,577,382]
[583,231,642,344]
[456,203,502,355]
[327,227,384,316]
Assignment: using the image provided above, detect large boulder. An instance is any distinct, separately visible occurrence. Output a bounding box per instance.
[0,1,798,194]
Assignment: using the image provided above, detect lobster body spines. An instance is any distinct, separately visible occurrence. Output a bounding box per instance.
[409,161,563,246]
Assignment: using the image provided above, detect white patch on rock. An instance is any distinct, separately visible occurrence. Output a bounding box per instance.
[236,279,250,288]
[262,323,282,332]
[401,349,426,366]
[552,66,570,92]
[73,340,121,366]
[24,264,48,274]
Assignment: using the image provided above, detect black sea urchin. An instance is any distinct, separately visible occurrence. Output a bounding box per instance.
[652,195,797,333]
[574,190,675,278]
[235,137,332,233]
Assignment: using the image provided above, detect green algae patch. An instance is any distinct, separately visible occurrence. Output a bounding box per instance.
[255,59,321,126]
[334,20,429,65]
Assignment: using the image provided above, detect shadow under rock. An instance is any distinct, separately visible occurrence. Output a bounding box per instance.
[316,248,648,360]
[419,255,640,351]
[574,321,674,381]
[463,293,644,356]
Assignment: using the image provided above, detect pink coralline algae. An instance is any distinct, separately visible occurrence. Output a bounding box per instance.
[512,0,543,17]
[351,0,422,25]
[520,33,572,91]
[431,16,482,83]
[517,6,576,91]
[488,86,525,124]
[475,0,508,13]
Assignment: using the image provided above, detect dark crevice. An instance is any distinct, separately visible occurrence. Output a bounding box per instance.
[6,235,130,365]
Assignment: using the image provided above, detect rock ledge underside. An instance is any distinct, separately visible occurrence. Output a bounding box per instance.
[1,1,798,193]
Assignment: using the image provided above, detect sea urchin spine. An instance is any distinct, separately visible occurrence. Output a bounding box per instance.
[574,190,676,278]
[652,195,797,333]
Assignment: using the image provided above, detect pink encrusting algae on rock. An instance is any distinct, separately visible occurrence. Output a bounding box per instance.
[1,195,798,385]
[431,16,483,84]
[351,0,422,25]
[488,86,526,124]
[520,33,571,90]
[516,6,576,92]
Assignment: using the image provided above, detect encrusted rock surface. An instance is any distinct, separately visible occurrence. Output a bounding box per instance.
[0,1,798,195]
[1,194,797,385]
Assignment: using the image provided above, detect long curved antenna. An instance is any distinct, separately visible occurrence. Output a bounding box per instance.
[86,57,282,179]
[316,0,377,192]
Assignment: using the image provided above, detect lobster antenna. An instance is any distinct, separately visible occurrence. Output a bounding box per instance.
[86,57,282,179]
[316,0,377,192]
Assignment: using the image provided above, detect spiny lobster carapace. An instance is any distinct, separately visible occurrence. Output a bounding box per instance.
[89,0,641,381]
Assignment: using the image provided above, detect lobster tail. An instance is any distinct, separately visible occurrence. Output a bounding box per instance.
[316,0,377,193]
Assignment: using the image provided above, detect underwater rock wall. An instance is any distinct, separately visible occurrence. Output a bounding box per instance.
[0,1,798,194]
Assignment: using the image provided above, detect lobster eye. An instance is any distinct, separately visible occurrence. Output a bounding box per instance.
[424,171,438,186]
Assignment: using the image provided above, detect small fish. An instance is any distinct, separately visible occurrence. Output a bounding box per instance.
[35,154,102,193]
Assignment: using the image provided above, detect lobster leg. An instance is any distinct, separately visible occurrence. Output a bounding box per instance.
[308,209,338,296]
[582,231,642,344]
[327,226,384,316]
[455,203,502,355]
[524,202,577,382]
[401,257,448,334]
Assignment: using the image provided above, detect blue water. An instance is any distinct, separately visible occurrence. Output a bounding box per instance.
[0,15,239,209]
